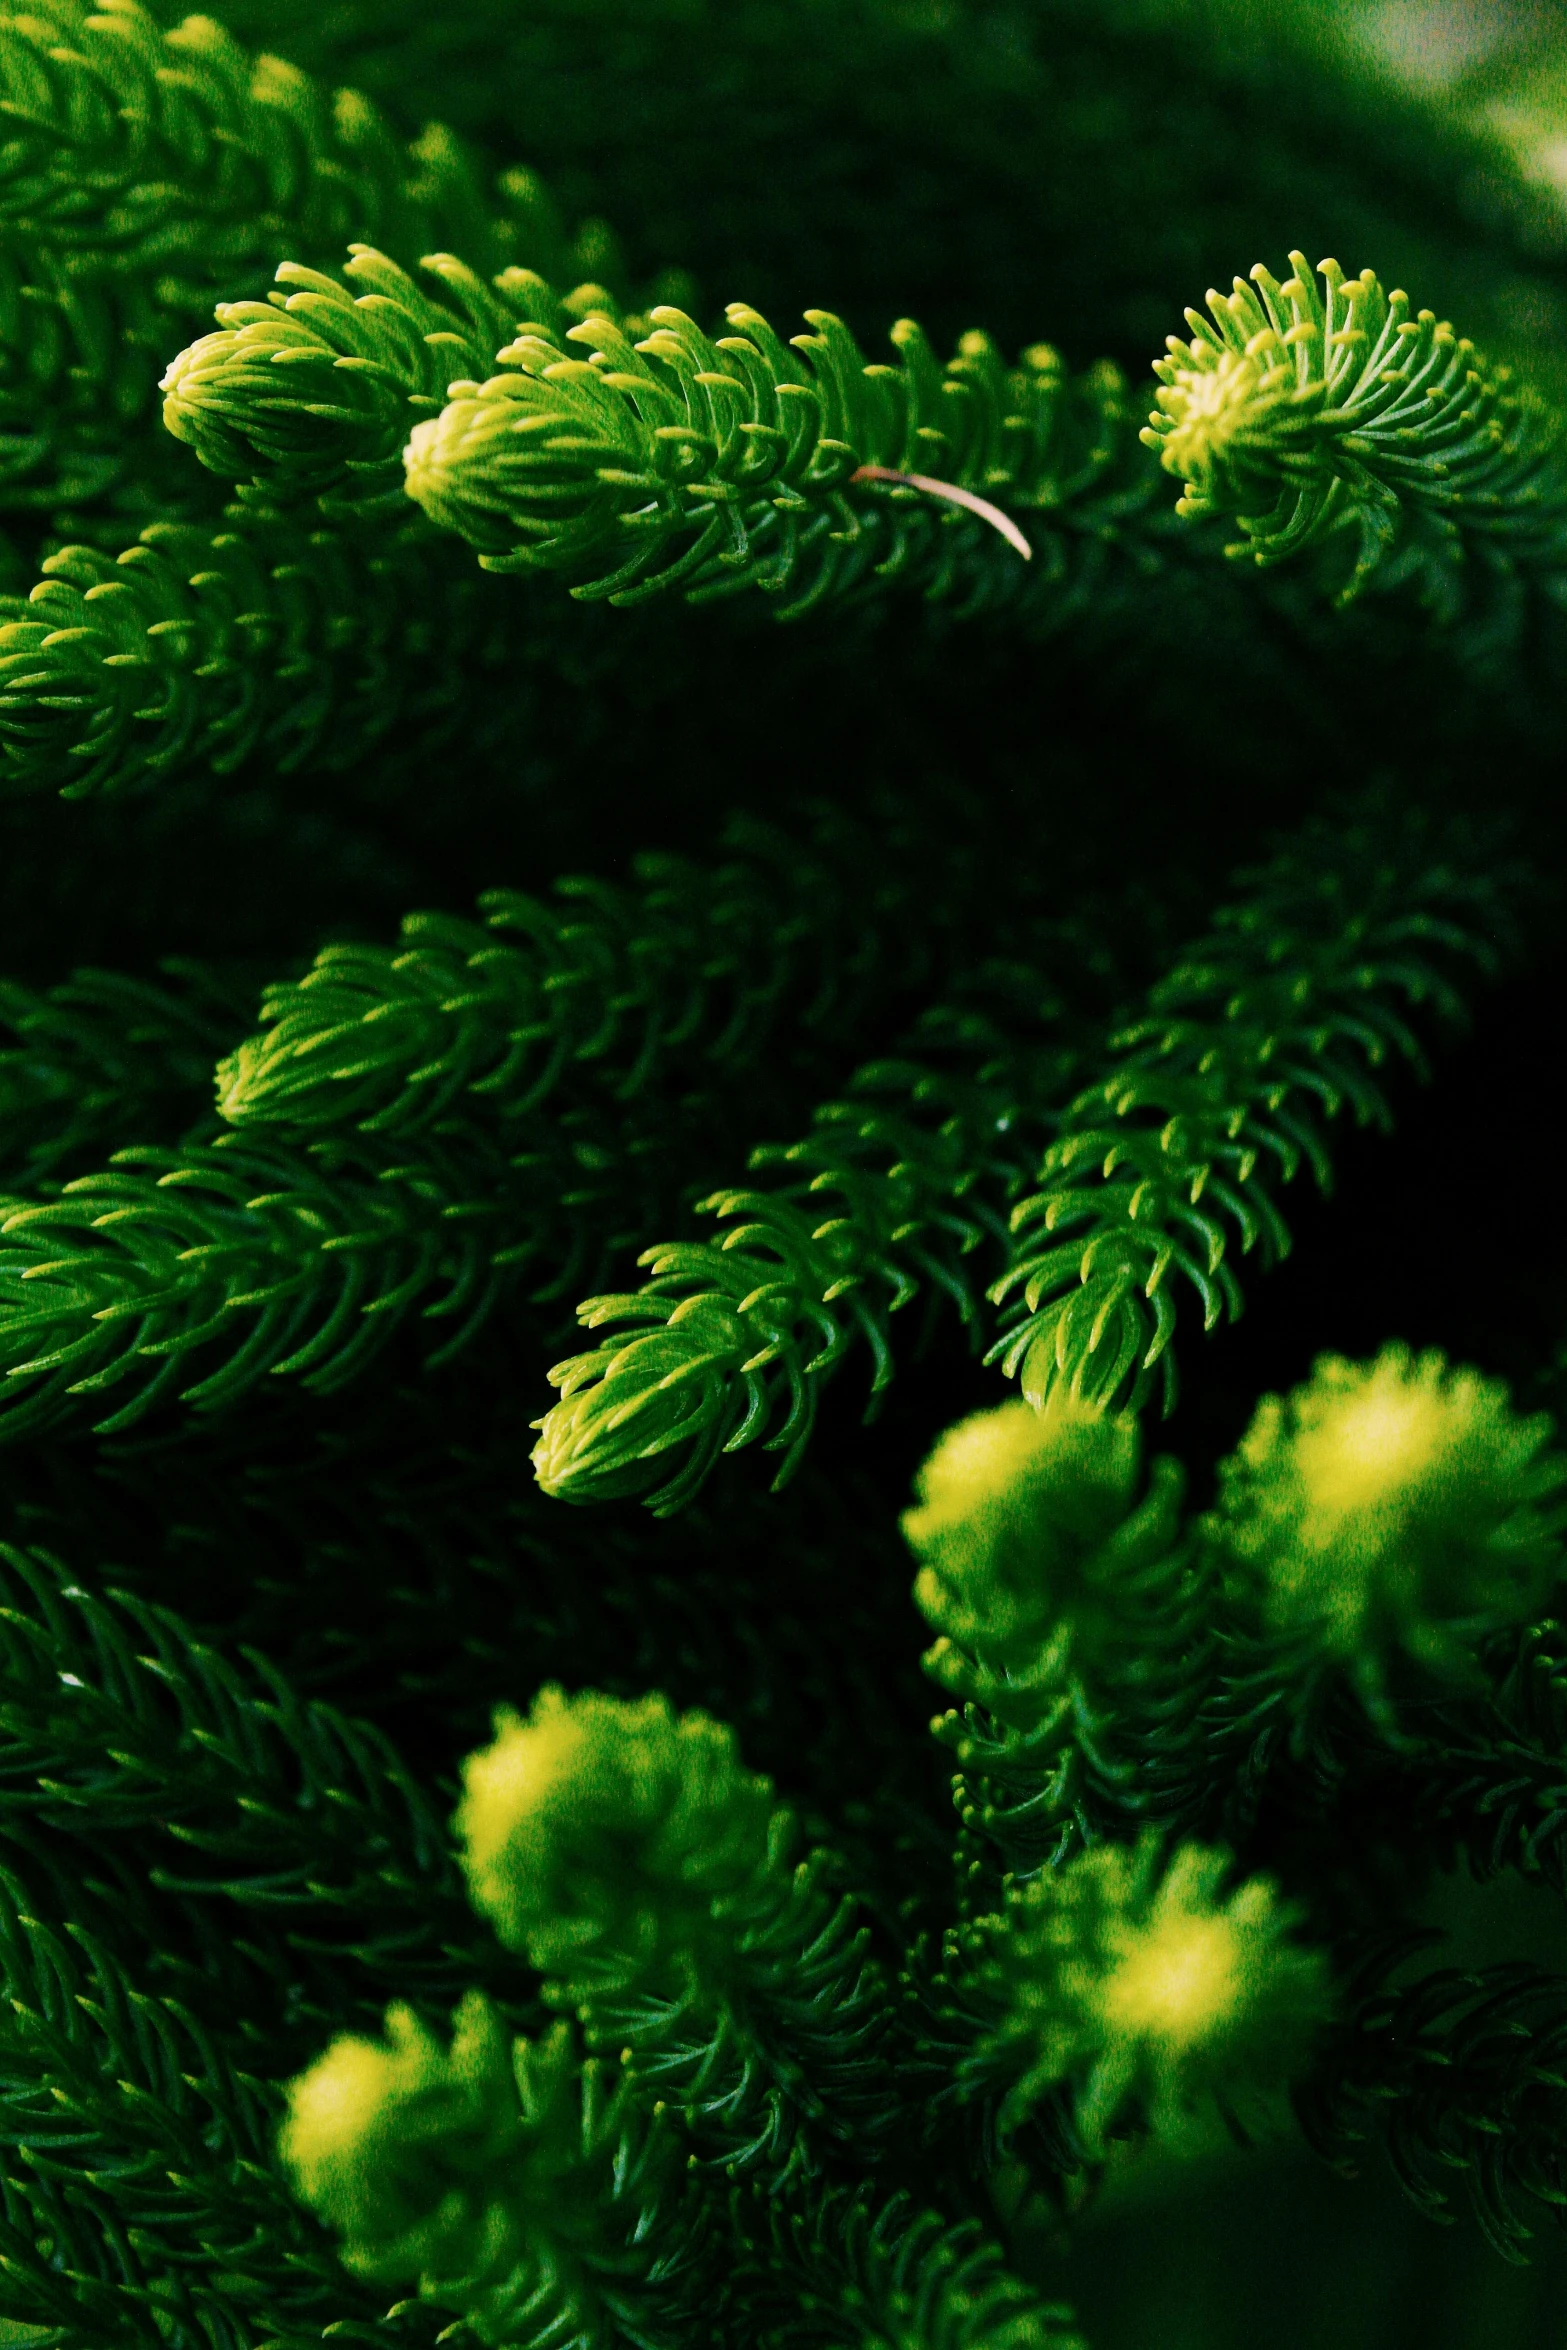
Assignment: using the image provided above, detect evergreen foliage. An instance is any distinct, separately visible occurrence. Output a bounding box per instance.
[954,1834,1332,2150]
[213,791,1006,1139]
[727,2181,1085,2350]
[0,957,250,1182]
[0,0,514,559]
[0,1847,416,2350]
[159,236,1158,619]
[0,1539,506,2009]
[0,788,1043,1441]
[2,6,1566,2349]
[455,1686,893,2175]
[532,797,1506,1512]
[282,2001,704,2348]
[0,514,513,800]
[0,1112,713,1439]
[991,801,1508,1415]
[1144,252,1567,608]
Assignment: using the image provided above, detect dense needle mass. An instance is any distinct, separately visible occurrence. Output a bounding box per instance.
[1,6,1565,2350]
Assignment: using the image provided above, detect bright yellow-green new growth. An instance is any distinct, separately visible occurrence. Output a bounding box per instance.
[281,1994,513,2281]
[454,1683,781,1980]
[281,1995,693,2346]
[907,1394,1183,1737]
[1142,250,1567,602]
[456,1689,598,1929]
[1215,1343,1567,1685]
[970,1837,1331,2152]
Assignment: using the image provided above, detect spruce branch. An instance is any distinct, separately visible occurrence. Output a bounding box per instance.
[990,802,1510,1415]
[0,510,517,801]
[0,958,254,1187]
[1145,251,1567,611]
[282,2001,705,2350]
[0,1540,514,2012]
[215,793,1001,1141]
[729,2178,1085,2350]
[404,297,1155,616]
[1301,1953,1567,2262]
[0,0,522,540]
[0,1852,421,2350]
[161,248,538,518]
[455,1686,895,2177]
[531,962,1086,1513]
[0,1101,726,1443]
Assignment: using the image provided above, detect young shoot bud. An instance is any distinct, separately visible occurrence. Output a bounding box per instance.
[970,1837,1331,2151]
[906,1395,1184,1733]
[1215,1344,1566,1687]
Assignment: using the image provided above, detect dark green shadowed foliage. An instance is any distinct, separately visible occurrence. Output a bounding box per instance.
[4,6,1567,2350]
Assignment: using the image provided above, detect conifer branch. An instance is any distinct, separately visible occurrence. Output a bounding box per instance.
[0,1105,718,1442]
[2,788,1030,1441]
[403,299,1153,615]
[990,803,1510,1415]
[0,959,253,1187]
[215,792,1001,1140]
[942,1836,1332,2158]
[282,2001,707,2350]
[904,1353,1566,1880]
[1145,251,1567,611]
[729,2179,1085,2350]
[0,1853,416,2350]
[0,511,515,800]
[531,802,1510,1514]
[0,1541,509,2010]
[0,0,526,541]
[1211,1346,1567,1702]
[905,1392,1197,1872]
[531,965,1085,1513]
[161,249,536,519]
[1302,1955,1567,2261]
[455,1687,896,2177]
[1351,1613,1567,1896]
[160,246,1162,616]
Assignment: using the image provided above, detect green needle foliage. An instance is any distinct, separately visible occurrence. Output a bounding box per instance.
[951,1835,1332,2154]
[213,789,1013,1140]
[531,796,1506,1514]
[0,0,514,555]
[0,511,520,800]
[282,2001,705,2349]
[0,957,254,1184]
[0,1539,508,2011]
[1213,1343,1567,1693]
[900,1349,1567,1889]
[729,2182,1086,2350]
[1145,251,1567,609]
[6,7,1567,2348]
[161,241,1163,618]
[455,1685,894,2176]
[401,300,1155,617]
[0,1106,722,1442]
[0,1850,425,2350]
[0,791,1039,1443]
[531,956,1085,1512]
[161,247,536,520]
[991,801,1510,1416]
[1304,1957,1567,2262]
